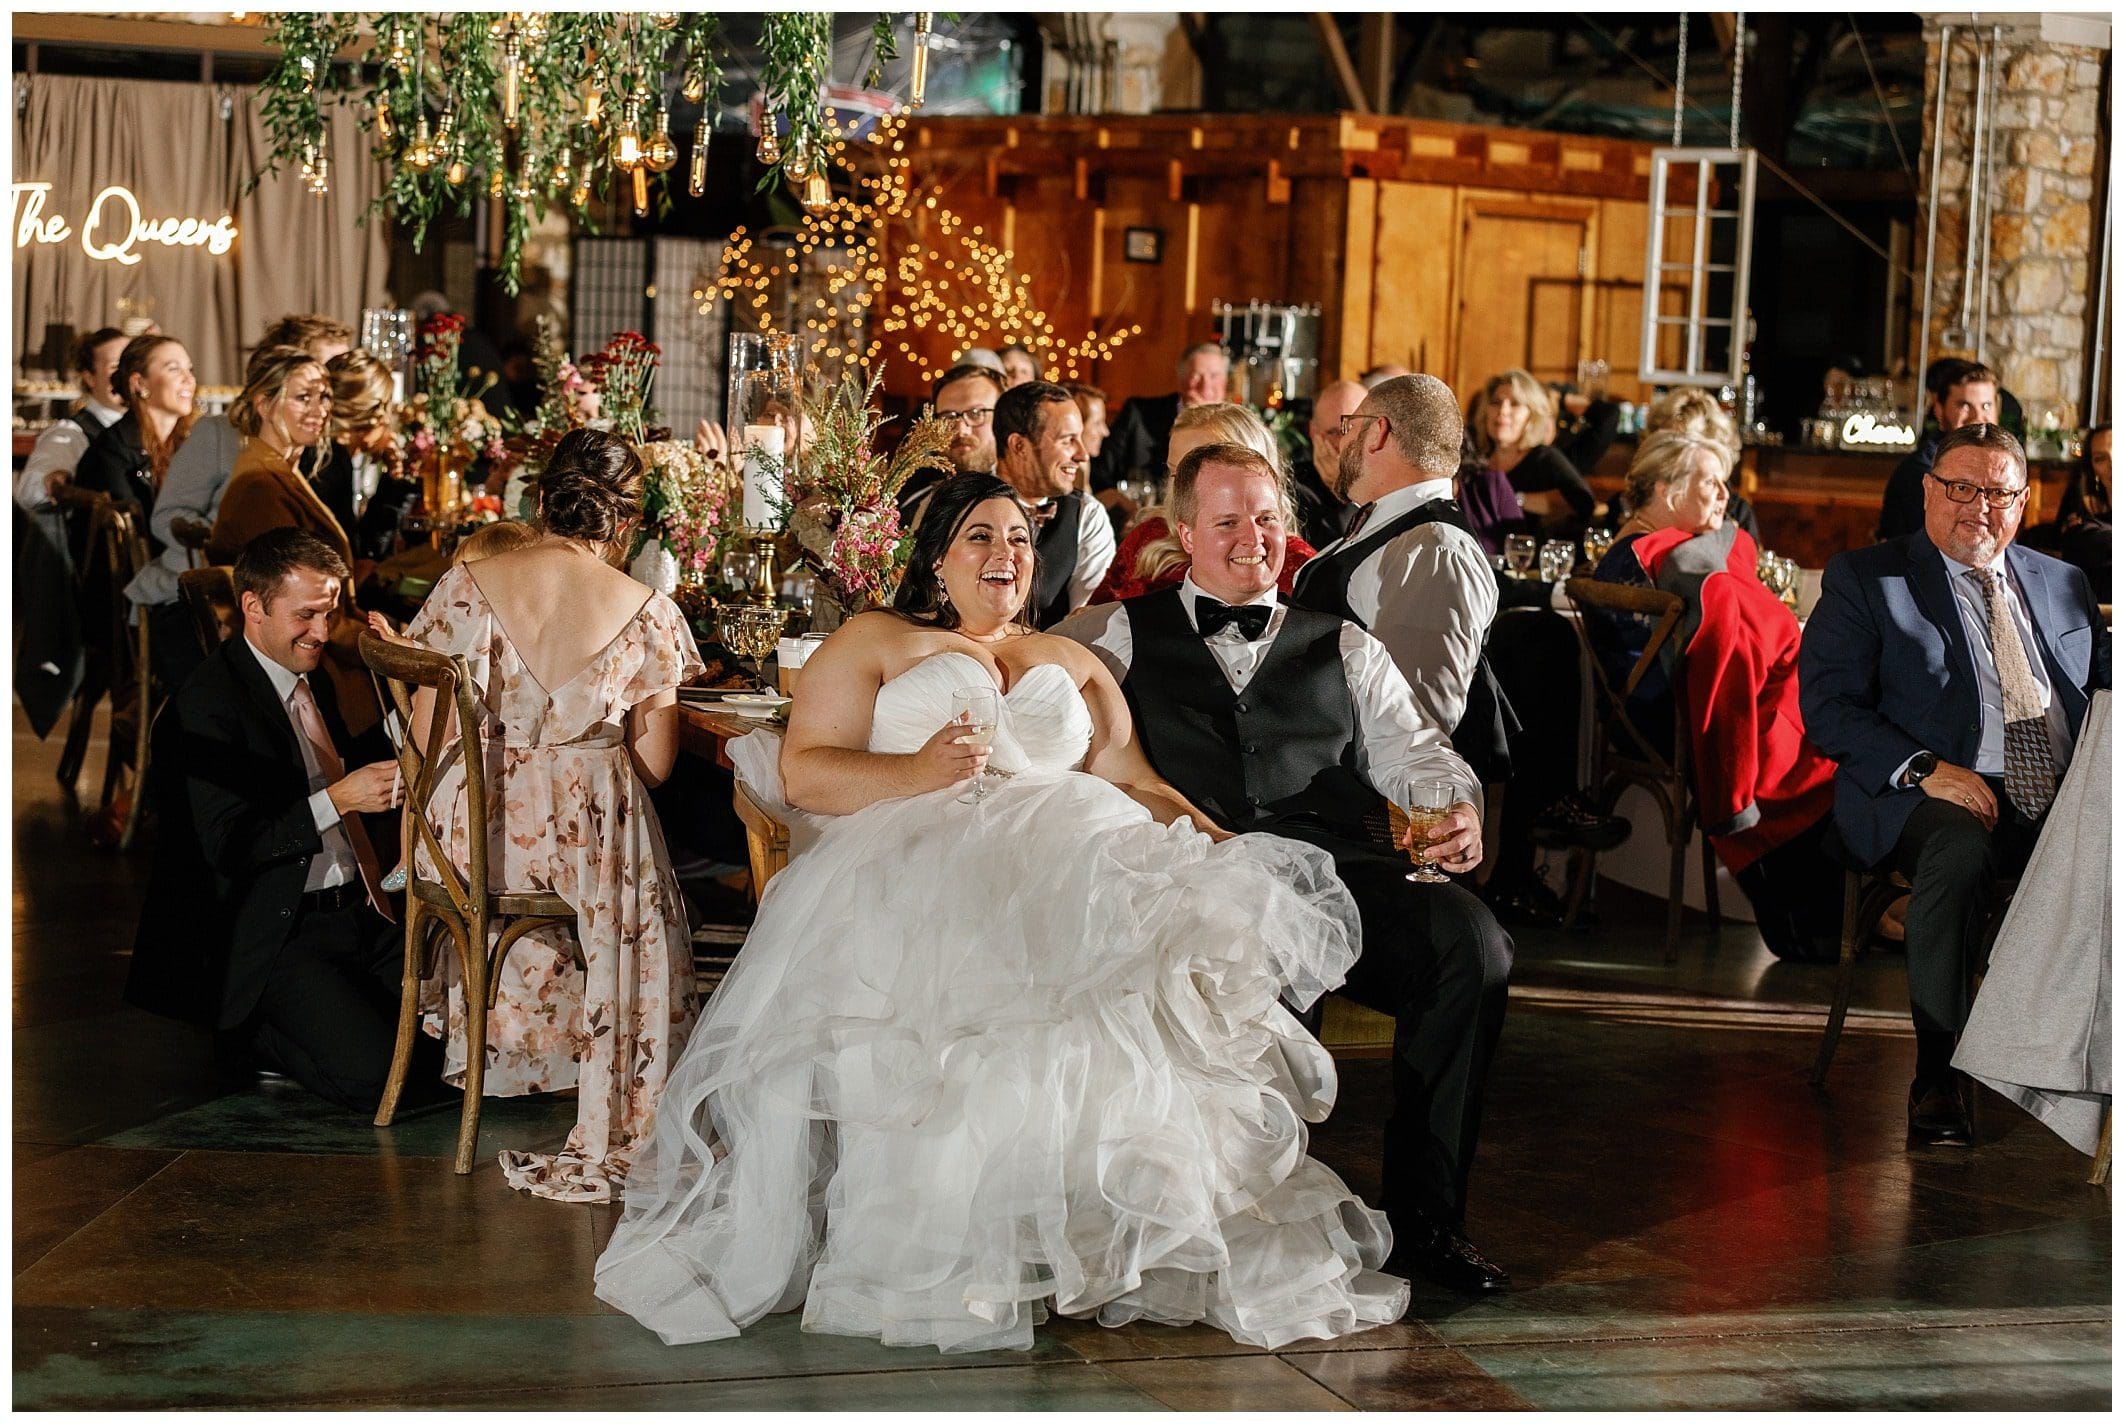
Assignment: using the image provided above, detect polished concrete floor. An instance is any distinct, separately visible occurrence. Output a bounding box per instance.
[13,707,2111,1410]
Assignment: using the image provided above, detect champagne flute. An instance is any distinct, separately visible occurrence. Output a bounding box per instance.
[951,684,1001,806]
[1504,533,1538,579]
[1400,778,1456,884]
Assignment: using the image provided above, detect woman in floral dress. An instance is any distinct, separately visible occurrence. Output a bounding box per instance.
[403,428,702,1202]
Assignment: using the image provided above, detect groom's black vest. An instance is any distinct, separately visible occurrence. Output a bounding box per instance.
[1289,497,1518,785]
[1118,586,1375,839]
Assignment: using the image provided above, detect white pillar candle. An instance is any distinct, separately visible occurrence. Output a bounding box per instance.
[741,423,785,529]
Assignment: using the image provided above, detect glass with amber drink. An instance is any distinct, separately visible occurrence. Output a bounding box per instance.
[1399,778,1456,884]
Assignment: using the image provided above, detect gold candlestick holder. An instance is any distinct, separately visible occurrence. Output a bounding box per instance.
[746,527,780,607]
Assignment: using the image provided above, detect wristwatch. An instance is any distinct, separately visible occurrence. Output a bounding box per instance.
[1901,751,1940,789]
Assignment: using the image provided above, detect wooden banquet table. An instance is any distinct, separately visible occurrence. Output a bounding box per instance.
[677,699,791,902]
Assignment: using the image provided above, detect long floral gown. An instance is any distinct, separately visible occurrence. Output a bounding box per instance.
[405,561,703,1202]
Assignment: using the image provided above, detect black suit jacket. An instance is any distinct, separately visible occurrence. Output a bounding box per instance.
[125,634,387,1029]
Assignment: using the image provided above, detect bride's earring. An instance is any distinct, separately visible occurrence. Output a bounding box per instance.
[935,565,949,605]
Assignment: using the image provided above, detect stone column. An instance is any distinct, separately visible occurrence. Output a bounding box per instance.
[1917,19,2107,426]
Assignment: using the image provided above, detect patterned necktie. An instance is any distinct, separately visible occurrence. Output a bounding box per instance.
[1342,501,1377,542]
[1965,567,2057,820]
[289,677,393,920]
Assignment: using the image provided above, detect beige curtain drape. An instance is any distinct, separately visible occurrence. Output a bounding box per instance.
[12,74,389,387]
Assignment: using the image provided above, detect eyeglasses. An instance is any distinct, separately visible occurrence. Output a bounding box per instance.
[1926,471,2028,509]
[936,407,994,427]
[1337,413,1387,436]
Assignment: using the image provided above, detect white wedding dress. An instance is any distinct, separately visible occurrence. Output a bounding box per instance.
[594,651,1409,1352]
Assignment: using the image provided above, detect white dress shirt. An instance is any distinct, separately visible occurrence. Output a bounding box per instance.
[1051,492,1116,614]
[14,399,123,512]
[1305,477,1498,739]
[1927,548,2071,780]
[1057,573,1482,814]
[247,633,361,892]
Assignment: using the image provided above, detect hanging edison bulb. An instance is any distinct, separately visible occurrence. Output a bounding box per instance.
[500,31,523,130]
[648,11,680,30]
[800,169,831,216]
[610,96,643,169]
[488,167,506,199]
[513,159,539,203]
[386,24,410,67]
[405,114,437,171]
[682,63,707,103]
[786,137,813,183]
[552,142,574,193]
[298,52,316,94]
[445,140,468,187]
[582,83,604,129]
[308,150,331,196]
[688,115,710,197]
[572,155,596,209]
[910,13,934,109]
[373,96,395,142]
[644,102,678,174]
[756,117,781,165]
[436,104,455,147]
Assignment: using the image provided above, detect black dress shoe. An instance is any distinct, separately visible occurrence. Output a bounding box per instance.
[1908,1075,1973,1147]
[1530,793,1632,851]
[1389,1225,1511,1294]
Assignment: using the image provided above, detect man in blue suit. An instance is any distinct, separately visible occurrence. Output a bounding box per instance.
[1801,424,2108,1146]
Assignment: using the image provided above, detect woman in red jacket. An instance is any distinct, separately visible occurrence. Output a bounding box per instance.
[1586,431,1841,962]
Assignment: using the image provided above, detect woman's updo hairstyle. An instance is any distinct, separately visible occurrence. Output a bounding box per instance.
[325,348,396,440]
[538,427,644,544]
[891,472,1034,632]
[229,345,323,441]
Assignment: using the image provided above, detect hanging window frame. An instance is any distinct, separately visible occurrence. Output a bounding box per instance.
[1639,147,1758,389]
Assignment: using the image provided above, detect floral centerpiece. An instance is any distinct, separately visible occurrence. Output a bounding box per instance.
[580,331,660,443]
[498,315,598,520]
[631,439,741,618]
[403,312,505,527]
[756,369,955,630]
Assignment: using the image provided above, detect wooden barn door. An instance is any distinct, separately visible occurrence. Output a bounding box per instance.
[1454,200,1596,401]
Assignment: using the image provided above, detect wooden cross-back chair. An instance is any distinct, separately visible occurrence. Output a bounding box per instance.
[52,489,155,848]
[359,630,581,1175]
[1558,577,1722,963]
[177,566,239,655]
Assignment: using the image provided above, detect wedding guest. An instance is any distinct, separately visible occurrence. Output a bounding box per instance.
[1292,374,1513,785]
[14,325,128,511]
[1878,360,1999,542]
[1060,443,1515,1293]
[983,380,1115,627]
[1062,381,1110,488]
[1589,431,1841,962]
[598,471,1408,1350]
[998,341,1039,388]
[125,528,424,1109]
[1638,385,1759,539]
[313,349,417,571]
[1090,401,1316,604]
[140,313,353,604]
[1462,369,1599,552]
[15,326,130,736]
[1093,340,1230,493]
[208,349,381,736]
[2053,424,2110,603]
[75,333,197,533]
[1299,378,1367,547]
[896,363,1006,519]
[1803,424,2108,1145]
[401,428,702,1202]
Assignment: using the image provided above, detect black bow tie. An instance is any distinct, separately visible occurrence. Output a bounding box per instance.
[1196,596,1272,641]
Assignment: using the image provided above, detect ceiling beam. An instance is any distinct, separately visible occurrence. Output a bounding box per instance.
[10,13,364,61]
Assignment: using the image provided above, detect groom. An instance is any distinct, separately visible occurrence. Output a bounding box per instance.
[1057,442,1515,1294]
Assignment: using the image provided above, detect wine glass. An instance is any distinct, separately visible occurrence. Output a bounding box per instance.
[715,604,789,692]
[951,684,1001,805]
[1504,534,1538,579]
[1539,539,1576,583]
[1399,779,1456,884]
[720,550,762,600]
[1581,526,1614,569]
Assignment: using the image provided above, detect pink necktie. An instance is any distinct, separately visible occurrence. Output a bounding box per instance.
[290,677,393,921]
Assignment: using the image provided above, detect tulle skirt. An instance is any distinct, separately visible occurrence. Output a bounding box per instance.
[593,767,1409,1353]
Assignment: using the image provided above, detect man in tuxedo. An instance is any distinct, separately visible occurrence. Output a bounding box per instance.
[1091,340,1230,494]
[986,380,1115,628]
[126,528,429,1110]
[1058,442,1515,1294]
[1801,424,2108,1145]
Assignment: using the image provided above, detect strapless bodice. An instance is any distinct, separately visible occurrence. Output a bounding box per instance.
[867,651,1092,774]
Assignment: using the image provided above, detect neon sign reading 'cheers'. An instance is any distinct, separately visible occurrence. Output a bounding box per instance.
[11,182,238,264]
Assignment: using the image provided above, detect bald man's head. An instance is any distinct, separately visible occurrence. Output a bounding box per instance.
[1308,379,1370,483]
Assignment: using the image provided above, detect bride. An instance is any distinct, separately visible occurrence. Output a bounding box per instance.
[595,473,1409,1353]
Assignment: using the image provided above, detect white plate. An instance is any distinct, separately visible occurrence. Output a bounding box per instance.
[722,701,787,718]
[723,692,789,707]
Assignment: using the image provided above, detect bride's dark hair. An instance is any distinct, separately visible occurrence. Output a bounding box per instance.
[892,473,1038,632]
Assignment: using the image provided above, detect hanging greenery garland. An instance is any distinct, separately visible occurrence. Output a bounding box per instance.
[253,11,930,293]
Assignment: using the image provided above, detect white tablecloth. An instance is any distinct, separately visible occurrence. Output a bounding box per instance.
[1953,689,2111,1156]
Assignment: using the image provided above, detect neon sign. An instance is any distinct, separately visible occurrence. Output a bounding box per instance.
[11,182,238,264]
[1840,412,1917,450]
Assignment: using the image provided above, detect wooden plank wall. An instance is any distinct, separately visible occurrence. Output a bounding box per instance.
[885,114,1666,411]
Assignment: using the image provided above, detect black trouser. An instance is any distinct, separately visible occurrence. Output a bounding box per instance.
[244,895,436,1111]
[1889,792,2041,1077]
[1731,814,1845,962]
[1485,609,1583,898]
[1282,826,1514,1233]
